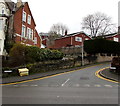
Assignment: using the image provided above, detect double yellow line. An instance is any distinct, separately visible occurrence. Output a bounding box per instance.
[95,67,119,83]
[1,63,118,86]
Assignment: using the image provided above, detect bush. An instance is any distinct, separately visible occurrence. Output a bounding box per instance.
[9,44,64,67]
[9,43,26,67]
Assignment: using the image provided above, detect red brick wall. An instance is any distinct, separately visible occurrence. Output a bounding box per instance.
[106,37,113,41]
[14,8,23,35]
[42,39,47,46]
[49,33,91,49]
[106,35,119,41]
[14,2,41,48]
[35,30,41,48]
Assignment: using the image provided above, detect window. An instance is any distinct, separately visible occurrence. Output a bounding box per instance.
[2,7,5,14]
[85,38,89,40]
[27,27,30,39]
[34,37,37,44]
[0,19,3,30]
[22,25,26,37]
[114,37,118,42]
[22,11,26,22]
[75,37,82,42]
[30,29,33,40]
[27,15,31,25]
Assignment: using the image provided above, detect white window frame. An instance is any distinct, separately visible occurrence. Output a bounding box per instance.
[34,37,37,44]
[22,11,26,22]
[0,19,3,30]
[27,27,31,39]
[75,37,82,42]
[27,15,31,25]
[114,37,119,42]
[2,7,5,14]
[30,29,33,40]
[22,25,26,37]
[85,38,89,40]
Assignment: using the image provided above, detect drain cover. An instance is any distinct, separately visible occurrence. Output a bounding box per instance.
[80,77,89,80]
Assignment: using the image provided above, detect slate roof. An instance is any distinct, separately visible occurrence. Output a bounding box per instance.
[5,0,15,11]
[99,33,118,38]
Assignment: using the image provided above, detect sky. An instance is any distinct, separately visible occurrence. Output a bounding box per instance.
[12,0,119,34]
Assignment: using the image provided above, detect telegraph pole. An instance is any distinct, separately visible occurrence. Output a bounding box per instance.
[81,35,84,66]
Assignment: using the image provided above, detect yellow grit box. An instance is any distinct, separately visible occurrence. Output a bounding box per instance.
[18,68,29,76]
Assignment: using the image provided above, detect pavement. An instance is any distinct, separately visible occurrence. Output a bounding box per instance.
[1,62,119,84]
[99,68,119,82]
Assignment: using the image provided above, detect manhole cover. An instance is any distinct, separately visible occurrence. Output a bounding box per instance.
[80,77,89,80]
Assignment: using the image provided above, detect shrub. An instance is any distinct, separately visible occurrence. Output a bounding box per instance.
[9,43,26,67]
[9,44,64,67]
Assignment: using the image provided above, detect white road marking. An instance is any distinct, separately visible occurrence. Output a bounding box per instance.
[61,78,70,87]
[57,96,60,98]
[31,85,38,87]
[114,85,119,87]
[84,84,90,87]
[21,85,28,87]
[94,84,101,87]
[104,85,113,87]
[13,85,18,87]
[50,85,59,87]
[73,84,79,87]
[75,84,80,87]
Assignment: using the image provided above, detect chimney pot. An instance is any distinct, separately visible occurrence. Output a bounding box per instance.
[17,0,22,8]
[65,30,67,36]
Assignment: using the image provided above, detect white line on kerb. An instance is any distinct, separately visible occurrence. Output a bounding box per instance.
[61,79,70,87]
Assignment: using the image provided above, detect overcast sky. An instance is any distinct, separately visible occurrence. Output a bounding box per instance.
[12,0,119,34]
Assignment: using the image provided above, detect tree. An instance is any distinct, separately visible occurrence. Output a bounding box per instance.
[81,12,117,37]
[49,23,68,36]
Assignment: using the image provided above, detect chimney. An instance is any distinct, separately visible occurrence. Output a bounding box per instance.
[17,0,22,8]
[118,26,120,42]
[65,30,67,36]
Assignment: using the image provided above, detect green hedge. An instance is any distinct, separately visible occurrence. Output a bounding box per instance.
[84,38,120,55]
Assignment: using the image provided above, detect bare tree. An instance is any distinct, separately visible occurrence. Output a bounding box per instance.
[50,23,68,36]
[81,12,117,37]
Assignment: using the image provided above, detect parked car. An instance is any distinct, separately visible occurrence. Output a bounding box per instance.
[110,57,120,73]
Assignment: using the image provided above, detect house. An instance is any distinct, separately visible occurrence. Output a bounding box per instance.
[0,0,41,56]
[0,0,15,55]
[47,32,91,49]
[39,32,49,40]
[101,33,120,42]
[13,0,41,48]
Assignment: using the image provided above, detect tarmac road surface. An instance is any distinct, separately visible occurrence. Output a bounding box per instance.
[2,63,118,104]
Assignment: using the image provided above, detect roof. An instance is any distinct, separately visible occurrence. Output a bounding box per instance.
[5,0,15,11]
[14,2,36,26]
[100,33,118,38]
[55,31,91,40]
[39,33,49,36]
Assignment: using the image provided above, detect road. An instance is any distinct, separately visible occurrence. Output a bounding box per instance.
[2,63,118,104]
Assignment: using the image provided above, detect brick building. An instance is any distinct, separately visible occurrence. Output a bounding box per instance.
[47,32,91,49]
[102,33,120,42]
[0,0,41,56]
[0,0,15,55]
[13,1,41,48]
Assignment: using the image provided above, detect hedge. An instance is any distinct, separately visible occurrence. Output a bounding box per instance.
[84,38,120,55]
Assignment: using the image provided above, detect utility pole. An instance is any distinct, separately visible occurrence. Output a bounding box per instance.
[81,35,84,66]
